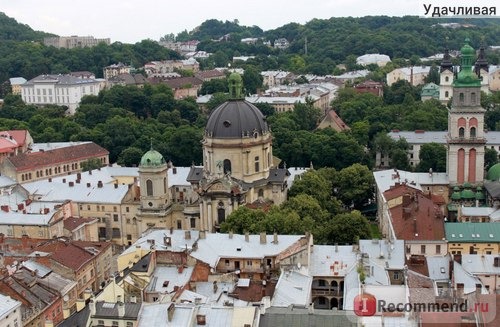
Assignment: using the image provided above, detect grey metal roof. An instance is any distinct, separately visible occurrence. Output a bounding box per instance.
[94,301,142,319]
[205,100,269,138]
[58,306,90,327]
[266,168,289,183]
[259,307,358,327]
[484,181,500,199]
[187,167,203,183]
[25,74,99,85]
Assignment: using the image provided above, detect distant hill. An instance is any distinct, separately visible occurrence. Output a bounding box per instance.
[183,16,500,66]
[0,12,55,41]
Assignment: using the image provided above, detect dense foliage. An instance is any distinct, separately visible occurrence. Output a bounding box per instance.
[221,167,374,244]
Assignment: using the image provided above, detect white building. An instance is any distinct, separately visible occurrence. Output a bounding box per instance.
[44,35,110,49]
[386,66,431,86]
[0,294,22,327]
[356,54,391,67]
[21,74,101,115]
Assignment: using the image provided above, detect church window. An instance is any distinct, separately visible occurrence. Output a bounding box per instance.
[223,159,232,174]
[255,156,260,172]
[217,201,225,224]
[459,127,465,138]
[471,92,476,104]
[164,177,167,193]
[445,76,449,82]
[258,189,264,198]
[470,127,476,138]
[445,91,449,98]
[146,179,153,196]
[459,92,464,104]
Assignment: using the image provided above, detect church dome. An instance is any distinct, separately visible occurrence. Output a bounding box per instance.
[140,149,166,167]
[205,100,269,138]
[487,163,500,181]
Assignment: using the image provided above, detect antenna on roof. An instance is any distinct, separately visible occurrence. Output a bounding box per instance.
[150,137,153,150]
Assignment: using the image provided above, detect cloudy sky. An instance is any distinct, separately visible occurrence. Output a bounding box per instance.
[2,0,430,43]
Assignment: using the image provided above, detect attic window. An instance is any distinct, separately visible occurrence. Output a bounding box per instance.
[490,234,494,238]
[451,234,455,237]
[223,120,231,127]
[459,234,463,238]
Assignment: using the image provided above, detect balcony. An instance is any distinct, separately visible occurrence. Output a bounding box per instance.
[312,287,343,297]
[447,136,486,144]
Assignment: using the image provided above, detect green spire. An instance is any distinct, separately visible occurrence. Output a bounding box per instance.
[454,38,480,87]
[228,72,243,99]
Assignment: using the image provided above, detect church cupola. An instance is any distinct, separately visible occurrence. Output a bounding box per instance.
[138,146,170,211]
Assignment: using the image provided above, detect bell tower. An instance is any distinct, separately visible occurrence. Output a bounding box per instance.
[447,39,486,185]
[439,48,454,103]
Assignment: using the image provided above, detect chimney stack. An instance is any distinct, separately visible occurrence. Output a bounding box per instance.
[260,232,266,244]
[229,231,233,239]
[199,230,206,239]
[185,230,191,240]
[245,232,249,242]
[97,181,103,188]
[273,232,278,244]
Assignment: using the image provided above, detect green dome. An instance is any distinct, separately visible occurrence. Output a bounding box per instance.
[461,189,475,199]
[140,149,166,167]
[462,182,472,188]
[487,163,500,181]
[460,41,475,56]
[451,191,462,201]
[475,191,485,200]
[453,186,460,191]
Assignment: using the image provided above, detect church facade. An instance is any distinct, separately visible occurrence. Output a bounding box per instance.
[187,73,290,232]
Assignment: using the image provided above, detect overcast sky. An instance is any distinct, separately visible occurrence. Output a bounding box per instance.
[2,0,429,43]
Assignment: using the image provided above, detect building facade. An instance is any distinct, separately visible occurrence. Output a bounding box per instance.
[447,40,486,185]
[44,36,110,49]
[20,74,101,114]
[188,73,289,232]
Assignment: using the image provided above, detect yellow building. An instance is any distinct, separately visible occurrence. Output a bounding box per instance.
[189,73,290,232]
[445,222,500,255]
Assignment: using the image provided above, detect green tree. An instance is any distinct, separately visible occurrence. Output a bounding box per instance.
[323,211,371,244]
[416,143,447,172]
[81,158,103,172]
[334,164,374,209]
[117,147,144,167]
[485,147,499,169]
[242,66,263,94]
[288,170,332,209]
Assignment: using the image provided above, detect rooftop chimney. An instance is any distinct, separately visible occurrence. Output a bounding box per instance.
[167,303,175,322]
[77,172,81,180]
[62,178,66,183]
[114,183,118,189]
[117,301,125,317]
[185,230,191,240]
[86,183,91,188]
[196,314,206,326]
[97,181,103,188]
[273,232,278,244]
[199,231,206,239]
[260,232,266,244]
[69,181,74,187]
[229,231,233,239]
[245,232,250,242]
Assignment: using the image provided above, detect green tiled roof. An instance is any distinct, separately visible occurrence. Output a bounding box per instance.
[445,222,500,243]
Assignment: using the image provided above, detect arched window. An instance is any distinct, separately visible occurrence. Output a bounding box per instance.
[217,201,225,224]
[223,159,231,175]
[445,76,449,82]
[459,92,464,104]
[146,179,153,196]
[255,156,260,172]
[470,127,476,138]
[163,177,167,193]
[258,189,264,198]
[471,92,476,104]
[459,127,465,138]
[445,91,449,98]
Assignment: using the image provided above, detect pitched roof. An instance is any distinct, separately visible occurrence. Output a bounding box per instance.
[195,69,225,80]
[94,301,142,319]
[384,184,445,241]
[63,217,97,232]
[445,222,500,243]
[34,239,97,271]
[7,142,108,171]
[162,77,203,89]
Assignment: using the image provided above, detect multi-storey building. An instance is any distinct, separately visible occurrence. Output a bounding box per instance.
[0,142,109,183]
[44,36,110,49]
[20,74,101,114]
[103,63,133,80]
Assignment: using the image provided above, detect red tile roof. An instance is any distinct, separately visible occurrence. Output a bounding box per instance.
[35,240,94,271]
[384,184,445,241]
[195,70,225,80]
[7,142,108,172]
[2,130,28,147]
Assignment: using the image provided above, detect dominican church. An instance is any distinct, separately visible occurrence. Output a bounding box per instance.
[134,73,291,233]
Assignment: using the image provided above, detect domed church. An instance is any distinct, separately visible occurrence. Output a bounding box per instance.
[187,73,290,232]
